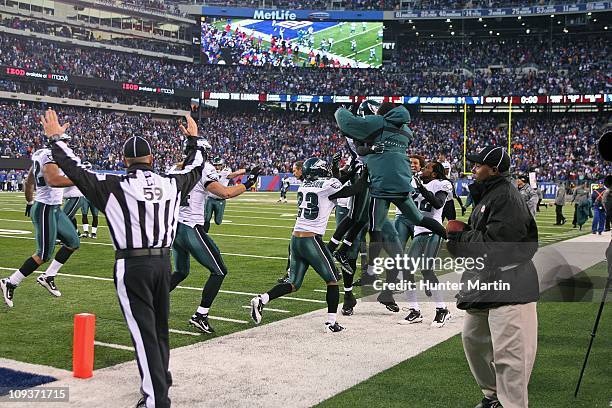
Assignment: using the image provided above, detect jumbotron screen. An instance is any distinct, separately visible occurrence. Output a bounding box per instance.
[200,16,383,69]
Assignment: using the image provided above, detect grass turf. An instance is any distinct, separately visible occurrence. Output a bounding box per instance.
[0,192,591,374]
[317,263,611,408]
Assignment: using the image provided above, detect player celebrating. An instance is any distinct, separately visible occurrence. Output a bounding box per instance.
[251,158,366,332]
[203,157,246,232]
[62,182,84,233]
[278,175,290,203]
[1,136,80,307]
[170,133,261,334]
[399,162,452,327]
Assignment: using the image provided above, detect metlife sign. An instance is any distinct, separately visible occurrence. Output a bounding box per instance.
[202,6,383,21]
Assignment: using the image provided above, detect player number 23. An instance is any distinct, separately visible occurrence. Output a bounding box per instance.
[143,187,163,201]
[297,192,319,220]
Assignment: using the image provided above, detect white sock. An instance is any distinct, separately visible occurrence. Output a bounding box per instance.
[326,313,337,324]
[344,286,353,292]
[330,237,340,245]
[342,239,352,246]
[83,224,89,232]
[91,227,97,234]
[260,293,270,305]
[196,306,209,315]
[8,270,26,286]
[366,264,375,276]
[44,260,63,277]
[435,302,447,309]
[405,288,419,310]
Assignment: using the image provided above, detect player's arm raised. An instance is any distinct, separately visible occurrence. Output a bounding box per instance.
[206,166,261,199]
[227,169,246,179]
[42,163,74,188]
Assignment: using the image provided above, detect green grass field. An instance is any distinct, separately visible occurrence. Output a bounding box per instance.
[0,191,604,406]
[210,19,383,67]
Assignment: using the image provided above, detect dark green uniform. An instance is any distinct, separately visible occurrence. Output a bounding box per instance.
[289,235,338,289]
[394,214,414,250]
[172,222,227,278]
[205,197,226,226]
[32,202,80,262]
[62,197,84,220]
[82,198,99,217]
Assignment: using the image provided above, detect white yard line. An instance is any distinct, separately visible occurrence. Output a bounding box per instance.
[0,267,325,304]
[94,341,134,352]
[169,329,201,337]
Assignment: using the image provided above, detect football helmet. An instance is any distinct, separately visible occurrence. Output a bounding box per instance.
[357,100,381,117]
[302,157,331,181]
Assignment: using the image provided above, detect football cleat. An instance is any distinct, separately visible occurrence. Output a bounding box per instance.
[431,308,451,328]
[333,251,354,275]
[250,296,264,324]
[341,291,357,316]
[36,275,61,297]
[324,321,345,333]
[189,313,215,334]
[80,232,89,238]
[136,396,146,407]
[1,278,15,308]
[398,308,423,325]
[91,233,97,239]
[277,273,290,284]
[475,397,503,408]
[377,291,399,312]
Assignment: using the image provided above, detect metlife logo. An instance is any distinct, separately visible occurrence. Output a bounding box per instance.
[253,9,297,20]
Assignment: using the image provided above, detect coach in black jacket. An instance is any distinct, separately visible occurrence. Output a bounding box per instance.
[447,146,539,408]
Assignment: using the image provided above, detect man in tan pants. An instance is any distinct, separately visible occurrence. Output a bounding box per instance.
[447,146,540,408]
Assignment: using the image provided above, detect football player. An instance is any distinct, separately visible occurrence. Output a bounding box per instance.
[1,136,80,307]
[79,162,99,238]
[278,174,291,203]
[399,161,452,327]
[203,157,246,232]
[251,158,367,332]
[62,182,84,233]
[394,154,425,251]
[170,135,260,334]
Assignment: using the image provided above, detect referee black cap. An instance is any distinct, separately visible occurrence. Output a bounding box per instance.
[466,146,510,173]
[123,136,152,158]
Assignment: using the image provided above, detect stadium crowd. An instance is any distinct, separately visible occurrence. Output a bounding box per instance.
[0,17,191,57]
[0,32,608,96]
[0,100,609,181]
[177,0,588,10]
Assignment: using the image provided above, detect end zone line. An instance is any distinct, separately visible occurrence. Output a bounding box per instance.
[169,329,201,336]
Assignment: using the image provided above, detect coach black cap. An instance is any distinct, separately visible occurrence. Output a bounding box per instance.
[466,146,510,172]
[123,136,152,158]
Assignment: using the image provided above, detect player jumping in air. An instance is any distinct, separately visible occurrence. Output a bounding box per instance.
[251,158,367,332]
[1,136,80,307]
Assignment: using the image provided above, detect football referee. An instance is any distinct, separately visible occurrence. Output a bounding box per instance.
[41,110,206,408]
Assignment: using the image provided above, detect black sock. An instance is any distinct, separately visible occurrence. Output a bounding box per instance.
[201,275,225,308]
[326,284,339,313]
[170,271,188,291]
[55,246,74,264]
[267,282,293,301]
[327,240,339,253]
[19,257,40,278]
[343,270,355,290]
[203,221,211,233]
[92,216,99,229]
[337,242,352,257]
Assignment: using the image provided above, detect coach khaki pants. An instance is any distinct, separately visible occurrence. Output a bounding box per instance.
[462,303,538,408]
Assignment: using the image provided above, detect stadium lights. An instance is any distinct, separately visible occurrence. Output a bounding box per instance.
[558,21,562,24]
[489,30,493,34]
[587,12,592,15]
[517,16,522,20]
[451,31,455,35]
[526,29,531,33]
[551,14,555,17]
[496,32,500,36]
[522,22,526,26]
[431,34,434,37]
[415,32,419,36]
[408,19,413,23]
[449,24,453,28]
[605,26,608,30]
[563,28,569,33]
[478,17,483,21]
[412,25,416,29]
[483,24,487,27]
[446,18,451,22]
[593,18,597,22]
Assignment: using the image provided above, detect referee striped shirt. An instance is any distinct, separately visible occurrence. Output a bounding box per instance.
[50,140,204,250]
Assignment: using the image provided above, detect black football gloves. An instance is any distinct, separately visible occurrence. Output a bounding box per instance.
[243,166,261,190]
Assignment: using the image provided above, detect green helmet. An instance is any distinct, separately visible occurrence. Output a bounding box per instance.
[212,156,225,166]
[302,158,331,181]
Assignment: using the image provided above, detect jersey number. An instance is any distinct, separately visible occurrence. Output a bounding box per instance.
[411,192,432,213]
[143,187,163,201]
[33,161,46,187]
[297,192,319,220]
